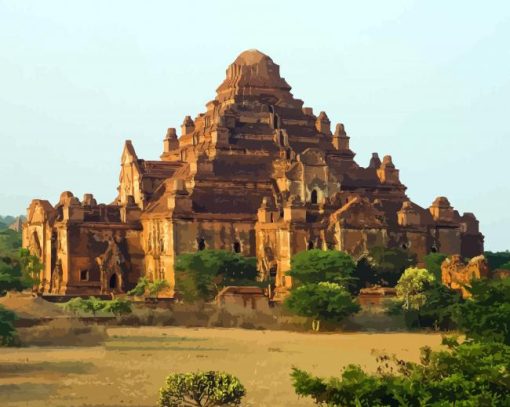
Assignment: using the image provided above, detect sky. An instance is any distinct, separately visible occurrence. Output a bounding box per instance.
[0,1,509,250]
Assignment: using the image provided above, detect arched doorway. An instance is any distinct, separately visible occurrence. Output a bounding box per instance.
[109,274,118,290]
[311,189,318,204]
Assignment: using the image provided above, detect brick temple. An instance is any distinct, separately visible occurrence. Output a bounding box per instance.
[23,49,484,298]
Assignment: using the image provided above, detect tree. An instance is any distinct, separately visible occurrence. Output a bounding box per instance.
[364,246,416,286]
[175,250,258,302]
[291,338,510,406]
[416,283,463,330]
[395,268,436,311]
[159,371,246,407]
[288,250,356,288]
[423,252,448,280]
[453,278,510,344]
[0,305,17,346]
[0,257,25,295]
[484,251,510,271]
[285,282,360,331]
[18,248,43,290]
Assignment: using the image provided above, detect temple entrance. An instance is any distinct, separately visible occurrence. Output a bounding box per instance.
[311,189,318,204]
[109,274,118,290]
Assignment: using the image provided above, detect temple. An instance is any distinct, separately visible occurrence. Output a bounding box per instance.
[22,49,484,298]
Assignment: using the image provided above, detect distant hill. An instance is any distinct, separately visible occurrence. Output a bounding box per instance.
[0,215,16,229]
[0,215,25,231]
[0,215,23,257]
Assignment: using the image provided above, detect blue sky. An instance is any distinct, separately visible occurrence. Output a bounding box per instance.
[0,1,509,250]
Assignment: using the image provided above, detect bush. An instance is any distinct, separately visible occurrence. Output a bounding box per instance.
[63,297,132,317]
[0,304,17,346]
[285,282,360,331]
[128,277,170,298]
[158,371,246,407]
[103,298,132,317]
[291,338,510,406]
[453,278,510,344]
[175,250,258,302]
[288,250,356,289]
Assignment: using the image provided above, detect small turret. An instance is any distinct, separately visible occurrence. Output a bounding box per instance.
[332,123,351,150]
[161,128,179,160]
[181,116,195,136]
[315,111,331,134]
[369,152,382,168]
[377,155,400,184]
[429,196,455,222]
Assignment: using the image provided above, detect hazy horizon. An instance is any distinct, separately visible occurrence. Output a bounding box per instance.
[1,1,509,250]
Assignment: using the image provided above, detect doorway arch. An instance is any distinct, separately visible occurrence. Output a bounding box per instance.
[109,274,118,290]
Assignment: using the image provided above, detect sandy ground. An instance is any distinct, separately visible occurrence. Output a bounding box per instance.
[0,327,443,407]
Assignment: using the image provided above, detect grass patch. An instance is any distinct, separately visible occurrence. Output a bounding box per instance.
[0,361,94,376]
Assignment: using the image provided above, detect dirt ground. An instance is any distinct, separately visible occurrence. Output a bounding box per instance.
[0,327,443,407]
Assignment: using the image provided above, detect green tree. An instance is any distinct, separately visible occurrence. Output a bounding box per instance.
[416,283,463,330]
[0,229,22,258]
[484,251,510,271]
[395,268,436,311]
[0,305,17,346]
[453,278,510,344]
[423,252,448,280]
[18,248,43,290]
[291,338,510,406]
[285,282,360,331]
[365,246,416,286]
[175,250,258,302]
[288,250,356,288]
[159,371,246,407]
[0,257,25,295]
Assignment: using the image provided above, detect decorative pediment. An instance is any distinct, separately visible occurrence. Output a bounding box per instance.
[329,197,385,229]
[298,148,326,166]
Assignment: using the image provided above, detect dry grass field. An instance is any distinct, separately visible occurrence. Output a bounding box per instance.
[0,327,443,407]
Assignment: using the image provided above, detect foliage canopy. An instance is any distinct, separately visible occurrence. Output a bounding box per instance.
[285,282,360,331]
[158,371,246,407]
[174,250,258,302]
[288,250,356,288]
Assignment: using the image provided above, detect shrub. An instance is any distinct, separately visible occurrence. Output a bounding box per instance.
[63,297,132,317]
[285,282,360,331]
[128,277,170,298]
[127,276,150,297]
[453,278,510,344]
[158,371,246,407]
[291,338,510,406]
[288,250,356,289]
[103,298,132,317]
[0,304,17,346]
